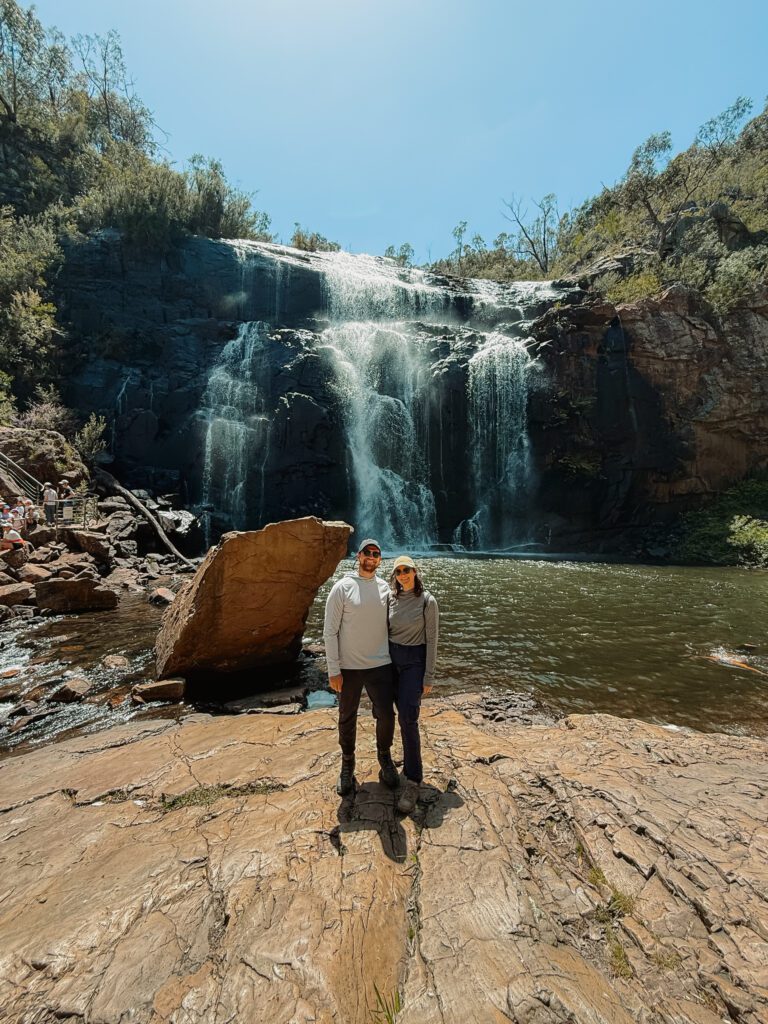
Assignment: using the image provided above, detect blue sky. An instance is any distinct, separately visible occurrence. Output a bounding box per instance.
[32,0,768,261]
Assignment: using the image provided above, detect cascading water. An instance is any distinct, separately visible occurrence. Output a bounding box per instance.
[454,334,541,549]
[320,322,436,549]
[189,241,567,548]
[198,321,271,541]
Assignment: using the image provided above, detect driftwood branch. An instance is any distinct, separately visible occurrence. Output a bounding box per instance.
[94,468,197,569]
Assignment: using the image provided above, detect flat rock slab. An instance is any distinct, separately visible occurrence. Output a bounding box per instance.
[0,582,34,607]
[35,577,119,613]
[155,516,351,680]
[1,701,767,1023]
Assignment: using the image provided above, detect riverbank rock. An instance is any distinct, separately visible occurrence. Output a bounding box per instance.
[35,578,119,614]
[155,516,352,681]
[50,677,93,702]
[1,701,767,1022]
[0,582,34,606]
[131,678,186,703]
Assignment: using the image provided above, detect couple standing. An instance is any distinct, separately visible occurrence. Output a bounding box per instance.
[323,537,439,815]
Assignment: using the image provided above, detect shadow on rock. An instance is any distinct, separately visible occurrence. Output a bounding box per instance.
[334,781,407,863]
[331,780,465,863]
[410,782,465,830]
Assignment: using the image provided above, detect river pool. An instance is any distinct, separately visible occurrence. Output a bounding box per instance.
[1,558,766,751]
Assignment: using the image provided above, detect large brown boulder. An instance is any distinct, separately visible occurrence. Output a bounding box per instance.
[155,516,351,680]
[35,578,119,614]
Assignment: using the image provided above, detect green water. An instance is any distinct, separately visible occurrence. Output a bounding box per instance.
[306,558,768,736]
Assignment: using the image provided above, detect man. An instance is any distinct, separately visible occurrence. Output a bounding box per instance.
[323,538,398,797]
[42,482,57,525]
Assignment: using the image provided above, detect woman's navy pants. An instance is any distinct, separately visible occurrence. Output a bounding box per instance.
[389,641,426,783]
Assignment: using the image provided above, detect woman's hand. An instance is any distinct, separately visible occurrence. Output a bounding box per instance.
[329,674,343,693]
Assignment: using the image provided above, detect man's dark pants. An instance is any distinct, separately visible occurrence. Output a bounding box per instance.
[338,664,396,757]
[390,641,426,783]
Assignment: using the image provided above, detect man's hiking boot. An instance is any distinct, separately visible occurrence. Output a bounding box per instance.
[397,778,420,815]
[377,749,400,789]
[336,755,355,797]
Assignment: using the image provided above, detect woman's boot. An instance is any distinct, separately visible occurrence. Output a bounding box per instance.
[397,778,420,814]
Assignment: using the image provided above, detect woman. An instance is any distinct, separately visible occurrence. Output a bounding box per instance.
[1,522,26,552]
[388,555,439,815]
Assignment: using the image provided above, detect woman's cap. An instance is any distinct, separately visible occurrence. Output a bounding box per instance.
[392,555,416,570]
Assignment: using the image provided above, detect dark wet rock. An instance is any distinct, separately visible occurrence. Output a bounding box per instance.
[7,706,58,733]
[0,570,16,585]
[224,685,308,712]
[10,605,36,620]
[131,678,185,703]
[51,678,94,703]
[35,578,119,614]
[155,517,351,681]
[0,681,21,700]
[0,583,35,607]
[7,699,38,718]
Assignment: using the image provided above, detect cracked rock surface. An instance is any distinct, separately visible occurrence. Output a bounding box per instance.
[1,697,767,1023]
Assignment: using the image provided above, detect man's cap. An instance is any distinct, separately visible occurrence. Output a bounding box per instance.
[357,538,382,555]
[43,482,52,487]
[393,555,416,570]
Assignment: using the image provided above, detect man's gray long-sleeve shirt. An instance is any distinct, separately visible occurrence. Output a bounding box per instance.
[323,571,391,676]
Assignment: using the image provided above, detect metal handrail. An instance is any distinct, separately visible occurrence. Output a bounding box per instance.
[0,449,43,502]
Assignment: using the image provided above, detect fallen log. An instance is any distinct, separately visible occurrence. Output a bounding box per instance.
[93,468,197,569]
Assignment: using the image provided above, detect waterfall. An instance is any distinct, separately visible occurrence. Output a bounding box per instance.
[454,334,541,550]
[198,322,271,539]
[321,251,448,322]
[320,322,436,549]
[187,241,568,547]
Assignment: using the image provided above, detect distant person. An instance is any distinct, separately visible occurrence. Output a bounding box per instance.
[1,523,25,552]
[11,503,24,532]
[42,482,57,524]
[388,555,439,815]
[323,538,398,797]
[58,479,74,518]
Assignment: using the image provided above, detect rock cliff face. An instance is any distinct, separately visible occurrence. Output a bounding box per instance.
[1,696,767,1023]
[529,286,768,547]
[57,232,768,551]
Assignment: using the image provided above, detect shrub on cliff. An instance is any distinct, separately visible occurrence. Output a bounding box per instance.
[673,477,768,567]
[290,224,340,252]
[76,148,272,249]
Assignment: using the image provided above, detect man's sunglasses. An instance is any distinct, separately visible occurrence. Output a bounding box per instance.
[394,566,414,575]
[361,547,381,557]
